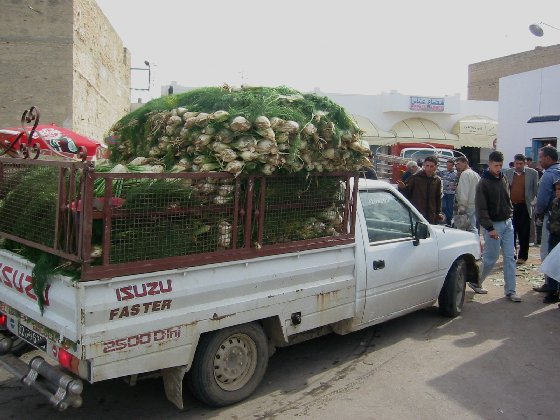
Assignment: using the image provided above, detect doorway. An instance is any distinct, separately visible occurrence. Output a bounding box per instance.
[531,137,558,161]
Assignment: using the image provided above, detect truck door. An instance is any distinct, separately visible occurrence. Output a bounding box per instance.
[359,189,439,323]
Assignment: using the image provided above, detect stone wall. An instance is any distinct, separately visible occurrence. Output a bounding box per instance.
[468,44,560,101]
[0,0,73,129]
[73,0,130,141]
[0,0,130,143]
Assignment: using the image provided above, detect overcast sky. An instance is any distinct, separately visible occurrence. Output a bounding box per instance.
[95,0,560,102]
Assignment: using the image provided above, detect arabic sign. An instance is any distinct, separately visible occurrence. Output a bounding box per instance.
[409,96,445,112]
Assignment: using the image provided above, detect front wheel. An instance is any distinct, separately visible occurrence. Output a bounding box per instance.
[187,323,268,407]
[438,259,466,317]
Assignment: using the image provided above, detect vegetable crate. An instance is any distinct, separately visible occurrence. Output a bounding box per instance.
[0,158,358,281]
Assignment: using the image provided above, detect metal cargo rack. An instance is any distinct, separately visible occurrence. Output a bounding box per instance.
[0,157,358,281]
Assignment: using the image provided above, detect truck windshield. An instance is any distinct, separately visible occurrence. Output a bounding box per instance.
[403,150,452,160]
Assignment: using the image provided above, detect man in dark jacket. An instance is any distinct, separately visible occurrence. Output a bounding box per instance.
[397,156,443,224]
[470,151,520,301]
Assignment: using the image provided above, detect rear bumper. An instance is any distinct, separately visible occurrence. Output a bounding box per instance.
[0,332,83,411]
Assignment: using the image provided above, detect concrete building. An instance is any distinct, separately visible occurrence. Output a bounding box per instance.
[0,0,130,142]
[316,90,498,168]
[498,64,560,163]
[468,44,560,101]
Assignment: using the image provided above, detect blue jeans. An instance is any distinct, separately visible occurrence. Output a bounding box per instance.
[466,207,479,236]
[442,193,455,225]
[480,219,517,295]
[540,214,560,291]
[540,214,549,260]
[541,214,560,291]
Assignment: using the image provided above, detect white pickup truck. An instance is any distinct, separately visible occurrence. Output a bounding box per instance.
[0,177,480,410]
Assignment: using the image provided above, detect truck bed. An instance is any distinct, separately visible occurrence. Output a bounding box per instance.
[1,243,357,382]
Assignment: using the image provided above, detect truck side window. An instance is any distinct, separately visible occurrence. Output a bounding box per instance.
[360,190,419,243]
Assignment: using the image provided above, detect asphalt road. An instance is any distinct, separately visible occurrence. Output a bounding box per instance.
[1,245,558,419]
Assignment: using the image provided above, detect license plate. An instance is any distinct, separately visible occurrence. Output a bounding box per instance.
[18,323,47,351]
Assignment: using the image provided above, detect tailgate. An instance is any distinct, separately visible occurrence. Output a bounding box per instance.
[0,249,80,344]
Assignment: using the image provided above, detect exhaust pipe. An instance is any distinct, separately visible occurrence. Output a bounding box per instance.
[0,333,83,411]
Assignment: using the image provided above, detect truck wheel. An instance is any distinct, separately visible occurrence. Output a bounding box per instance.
[187,323,268,407]
[438,259,466,317]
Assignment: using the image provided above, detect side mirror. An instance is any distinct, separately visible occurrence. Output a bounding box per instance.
[413,221,429,246]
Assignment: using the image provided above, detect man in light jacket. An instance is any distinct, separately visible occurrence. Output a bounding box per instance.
[454,156,480,235]
[504,154,539,264]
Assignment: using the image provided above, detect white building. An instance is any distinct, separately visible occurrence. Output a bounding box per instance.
[499,64,560,163]
[316,89,498,169]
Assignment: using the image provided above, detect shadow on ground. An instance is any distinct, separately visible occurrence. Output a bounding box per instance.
[1,268,557,419]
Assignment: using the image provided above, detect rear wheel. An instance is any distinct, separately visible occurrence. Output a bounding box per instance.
[438,259,466,317]
[187,323,268,407]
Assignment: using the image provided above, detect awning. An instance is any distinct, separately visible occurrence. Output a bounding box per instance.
[352,114,396,146]
[451,115,497,148]
[527,115,560,123]
[391,118,459,146]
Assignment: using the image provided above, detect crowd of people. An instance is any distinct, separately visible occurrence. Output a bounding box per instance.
[395,145,560,304]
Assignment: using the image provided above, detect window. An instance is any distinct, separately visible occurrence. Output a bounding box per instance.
[360,190,420,243]
[402,149,453,160]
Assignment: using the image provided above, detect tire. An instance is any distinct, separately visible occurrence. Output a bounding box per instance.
[2,332,32,357]
[187,323,268,407]
[438,259,466,317]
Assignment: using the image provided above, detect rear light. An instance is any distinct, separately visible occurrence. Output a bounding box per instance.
[0,313,6,327]
[58,347,73,369]
[55,346,90,380]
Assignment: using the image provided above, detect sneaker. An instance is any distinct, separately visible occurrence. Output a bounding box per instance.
[506,293,522,302]
[516,258,527,265]
[467,282,488,294]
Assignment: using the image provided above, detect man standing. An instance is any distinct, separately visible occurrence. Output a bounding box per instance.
[469,151,520,301]
[454,156,480,235]
[533,146,560,302]
[401,160,419,183]
[397,156,443,224]
[439,159,458,226]
[504,154,539,264]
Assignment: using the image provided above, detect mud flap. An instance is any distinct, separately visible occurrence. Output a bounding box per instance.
[162,365,188,409]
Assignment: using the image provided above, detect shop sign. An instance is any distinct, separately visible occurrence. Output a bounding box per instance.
[409,96,445,112]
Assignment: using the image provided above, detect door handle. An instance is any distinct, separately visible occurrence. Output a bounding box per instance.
[373,260,385,270]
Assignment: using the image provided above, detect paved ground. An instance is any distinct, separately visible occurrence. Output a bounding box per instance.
[1,245,558,419]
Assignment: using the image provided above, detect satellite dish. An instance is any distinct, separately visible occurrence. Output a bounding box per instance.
[529,23,544,37]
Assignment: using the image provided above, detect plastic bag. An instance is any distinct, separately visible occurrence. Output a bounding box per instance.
[541,242,560,280]
[453,205,471,231]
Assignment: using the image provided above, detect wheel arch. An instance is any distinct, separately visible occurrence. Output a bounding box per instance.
[459,253,480,285]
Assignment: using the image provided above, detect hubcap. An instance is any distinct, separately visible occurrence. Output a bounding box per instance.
[213,333,257,391]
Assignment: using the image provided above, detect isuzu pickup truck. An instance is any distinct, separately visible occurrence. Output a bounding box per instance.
[0,159,480,410]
